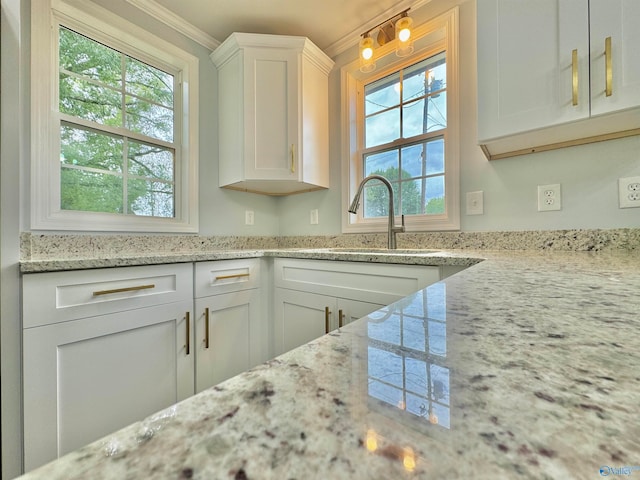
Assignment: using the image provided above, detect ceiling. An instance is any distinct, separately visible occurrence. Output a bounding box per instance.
[127,0,429,57]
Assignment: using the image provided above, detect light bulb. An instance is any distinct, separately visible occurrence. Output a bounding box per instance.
[360,36,374,60]
[395,15,414,57]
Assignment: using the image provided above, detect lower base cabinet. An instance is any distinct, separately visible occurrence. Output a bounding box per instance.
[272,258,442,356]
[22,300,194,471]
[274,288,383,354]
[194,289,261,393]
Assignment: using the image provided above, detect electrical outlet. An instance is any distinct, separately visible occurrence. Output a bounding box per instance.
[245,210,254,225]
[619,176,640,208]
[537,184,561,211]
[310,209,319,224]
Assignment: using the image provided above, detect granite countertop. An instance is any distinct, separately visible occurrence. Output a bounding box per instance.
[17,249,640,479]
[18,247,479,273]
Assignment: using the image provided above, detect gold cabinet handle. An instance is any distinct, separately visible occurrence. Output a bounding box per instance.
[605,36,612,97]
[571,49,578,106]
[204,307,210,349]
[214,273,250,281]
[290,144,296,173]
[338,309,344,328]
[324,306,330,334]
[185,311,190,355]
[93,284,155,296]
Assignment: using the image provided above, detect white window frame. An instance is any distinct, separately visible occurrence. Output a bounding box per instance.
[31,0,199,232]
[341,8,459,233]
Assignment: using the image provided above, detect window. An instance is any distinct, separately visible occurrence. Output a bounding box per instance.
[342,9,459,232]
[31,0,199,232]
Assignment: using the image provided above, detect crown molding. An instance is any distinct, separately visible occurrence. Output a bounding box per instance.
[125,0,220,51]
[126,0,432,57]
[324,0,433,58]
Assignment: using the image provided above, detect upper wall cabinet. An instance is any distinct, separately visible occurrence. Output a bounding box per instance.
[211,33,334,195]
[477,0,640,160]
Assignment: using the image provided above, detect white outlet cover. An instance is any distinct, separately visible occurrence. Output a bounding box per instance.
[619,176,640,209]
[537,184,561,212]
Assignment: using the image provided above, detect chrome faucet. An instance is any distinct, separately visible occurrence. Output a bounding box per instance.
[348,174,405,249]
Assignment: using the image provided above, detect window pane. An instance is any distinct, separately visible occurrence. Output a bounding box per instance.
[61,169,123,213]
[426,138,445,175]
[403,53,446,102]
[364,182,399,217]
[425,91,447,132]
[402,98,426,138]
[400,143,424,179]
[425,176,445,215]
[60,73,122,126]
[400,178,423,215]
[125,58,173,109]
[364,149,398,177]
[59,28,121,89]
[128,141,174,181]
[365,108,400,148]
[60,125,123,172]
[365,72,400,116]
[126,96,174,142]
[127,179,174,218]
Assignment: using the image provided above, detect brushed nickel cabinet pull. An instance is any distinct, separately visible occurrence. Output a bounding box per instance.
[605,36,612,97]
[571,49,578,106]
[92,284,155,296]
[338,309,344,328]
[205,307,210,349]
[185,311,190,355]
[325,306,330,334]
[215,273,250,281]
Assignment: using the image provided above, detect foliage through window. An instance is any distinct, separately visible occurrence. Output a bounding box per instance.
[58,27,177,218]
[362,53,447,219]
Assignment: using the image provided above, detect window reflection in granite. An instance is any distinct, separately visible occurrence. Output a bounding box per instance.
[367,283,450,428]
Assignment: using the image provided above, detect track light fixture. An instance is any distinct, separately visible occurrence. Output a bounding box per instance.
[359,8,414,73]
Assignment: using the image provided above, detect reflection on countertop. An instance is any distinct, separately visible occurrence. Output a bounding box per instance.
[17,249,640,479]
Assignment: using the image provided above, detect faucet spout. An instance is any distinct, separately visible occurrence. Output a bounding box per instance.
[348,174,405,249]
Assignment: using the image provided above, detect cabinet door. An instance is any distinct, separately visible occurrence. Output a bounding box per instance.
[273,289,335,356]
[589,0,640,116]
[337,298,386,327]
[23,300,194,472]
[194,289,261,393]
[244,47,299,181]
[477,0,589,141]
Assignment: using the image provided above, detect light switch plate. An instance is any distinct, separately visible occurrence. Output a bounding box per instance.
[466,191,484,215]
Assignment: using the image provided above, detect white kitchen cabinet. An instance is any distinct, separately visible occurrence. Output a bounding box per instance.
[273,290,384,355]
[272,259,441,356]
[210,33,334,195]
[194,259,266,393]
[477,0,640,159]
[22,264,194,472]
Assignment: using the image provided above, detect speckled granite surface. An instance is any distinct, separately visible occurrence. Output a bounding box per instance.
[19,228,640,272]
[17,249,640,479]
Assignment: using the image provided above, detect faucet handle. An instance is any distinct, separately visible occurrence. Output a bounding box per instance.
[401,214,405,232]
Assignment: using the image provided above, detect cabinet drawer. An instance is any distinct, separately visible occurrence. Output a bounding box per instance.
[22,263,193,328]
[274,258,440,305]
[194,259,261,298]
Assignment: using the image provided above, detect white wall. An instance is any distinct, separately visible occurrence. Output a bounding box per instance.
[278,0,640,235]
